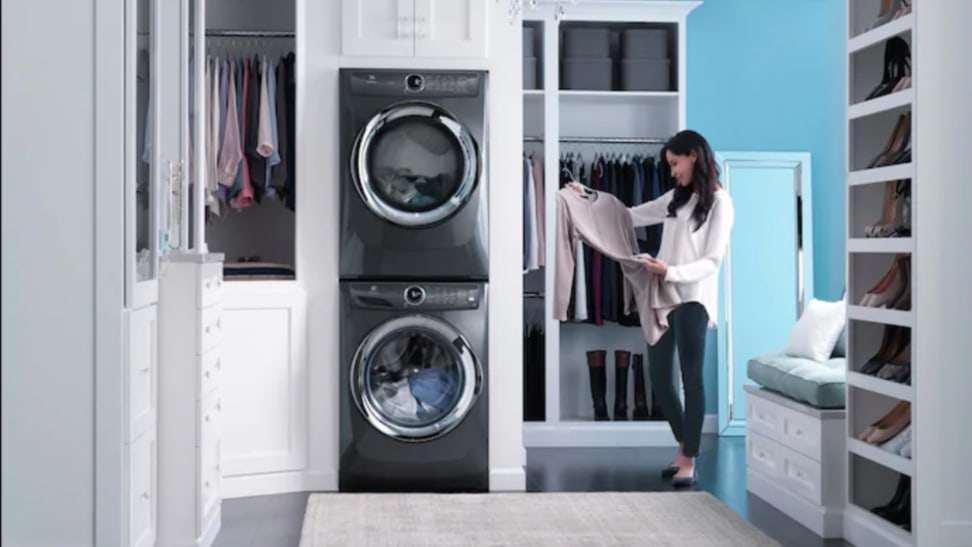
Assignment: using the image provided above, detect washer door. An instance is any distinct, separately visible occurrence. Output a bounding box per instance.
[351,101,481,227]
[350,315,483,441]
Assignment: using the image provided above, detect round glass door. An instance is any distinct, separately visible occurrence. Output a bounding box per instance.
[351,101,480,227]
[350,315,483,441]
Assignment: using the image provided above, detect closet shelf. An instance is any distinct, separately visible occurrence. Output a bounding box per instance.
[848,13,914,54]
[848,438,914,477]
[847,371,913,402]
[847,238,912,254]
[844,504,914,546]
[848,163,914,186]
[523,89,544,97]
[523,421,676,448]
[848,88,913,120]
[847,306,913,327]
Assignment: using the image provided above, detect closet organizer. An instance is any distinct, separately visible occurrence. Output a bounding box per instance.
[520,1,700,448]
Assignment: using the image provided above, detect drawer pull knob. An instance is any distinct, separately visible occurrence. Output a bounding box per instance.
[795,429,803,436]
[140,367,149,374]
[205,326,211,334]
[142,491,150,500]
[205,281,212,289]
[216,318,222,328]
[205,481,210,489]
[205,371,210,379]
[205,415,210,423]
[216,359,222,369]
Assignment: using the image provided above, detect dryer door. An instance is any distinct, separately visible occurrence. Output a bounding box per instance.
[351,101,481,227]
[350,315,483,442]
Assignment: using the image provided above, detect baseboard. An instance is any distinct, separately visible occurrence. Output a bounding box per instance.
[200,506,221,547]
[221,470,336,499]
[490,467,526,492]
[844,504,913,547]
[747,468,844,539]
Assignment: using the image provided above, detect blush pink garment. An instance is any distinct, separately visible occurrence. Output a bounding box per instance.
[555,187,681,345]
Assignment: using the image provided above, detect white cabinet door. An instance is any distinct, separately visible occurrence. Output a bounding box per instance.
[413,0,487,58]
[342,0,415,57]
[219,286,308,476]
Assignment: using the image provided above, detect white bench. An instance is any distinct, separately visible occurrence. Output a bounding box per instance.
[744,384,846,538]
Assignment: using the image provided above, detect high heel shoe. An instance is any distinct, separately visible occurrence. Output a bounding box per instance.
[866,113,909,169]
[876,341,910,379]
[866,0,904,31]
[868,255,909,308]
[873,113,912,169]
[860,325,900,374]
[864,37,910,101]
[866,402,911,444]
[873,474,910,516]
[865,180,899,238]
[859,259,900,306]
[890,257,911,310]
[880,423,912,455]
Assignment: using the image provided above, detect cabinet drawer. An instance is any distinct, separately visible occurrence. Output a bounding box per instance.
[200,438,221,528]
[747,430,823,506]
[198,262,223,309]
[747,392,821,461]
[130,431,156,547]
[198,305,223,354]
[129,305,157,440]
[200,347,221,398]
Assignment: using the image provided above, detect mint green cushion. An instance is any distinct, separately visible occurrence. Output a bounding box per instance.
[747,352,846,409]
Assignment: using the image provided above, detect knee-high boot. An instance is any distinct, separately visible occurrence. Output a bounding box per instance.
[614,350,630,421]
[632,354,651,420]
[586,350,609,421]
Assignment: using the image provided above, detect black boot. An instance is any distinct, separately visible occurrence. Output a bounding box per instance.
[631,354,650,420]
[650,386,665,419]
[614,351,630,421]
[586,351,609,421]
[872,474,909,517]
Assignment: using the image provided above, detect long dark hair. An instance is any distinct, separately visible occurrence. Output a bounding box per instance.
[664,130,720,231]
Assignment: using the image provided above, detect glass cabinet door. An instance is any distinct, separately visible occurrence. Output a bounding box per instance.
[128,0,160,307]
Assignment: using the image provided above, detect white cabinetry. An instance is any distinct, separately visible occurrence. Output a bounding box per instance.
[341,0,487,58]
[158,254,224,547]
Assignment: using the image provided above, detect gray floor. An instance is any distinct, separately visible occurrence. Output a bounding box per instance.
[214,435,853,547]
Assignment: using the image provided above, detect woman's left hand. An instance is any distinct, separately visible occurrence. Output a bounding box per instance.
[640,256,668,276]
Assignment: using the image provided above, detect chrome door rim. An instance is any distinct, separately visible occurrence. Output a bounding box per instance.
[351,101,480,227]
[350,314,483,441]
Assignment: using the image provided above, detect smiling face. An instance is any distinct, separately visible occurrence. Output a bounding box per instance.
[665,149,697,187]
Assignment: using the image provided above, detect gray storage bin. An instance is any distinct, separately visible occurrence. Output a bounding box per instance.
[620,58,671,91]
[523,57,538,89]
[563,28,610,58]
[523,27,536,58]
[621,29,669,59]
[562,57,612,91]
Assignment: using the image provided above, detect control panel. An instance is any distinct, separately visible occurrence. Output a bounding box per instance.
[348,71,481,97]
[350,283,482,310]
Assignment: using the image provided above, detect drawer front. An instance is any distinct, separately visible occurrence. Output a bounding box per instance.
[198,263,223,309]
[198,305,223,354]
[746,431,783,479]
[780,445,823,505]
[199,393,221,447]
[200,438,221,527]
[129,306,158,440]
[747,394,785,442]
[130,431,156,547]
[200,347,222,399]
[747,430,823,506]
[780,409,821,460]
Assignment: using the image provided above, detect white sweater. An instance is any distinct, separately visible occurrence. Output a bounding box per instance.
[628,188,734,327]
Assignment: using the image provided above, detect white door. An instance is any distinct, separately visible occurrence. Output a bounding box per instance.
[413,0,487,58]
[342,0,416,57]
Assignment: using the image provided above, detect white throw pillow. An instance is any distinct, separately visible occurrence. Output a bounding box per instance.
[784,298,847,362]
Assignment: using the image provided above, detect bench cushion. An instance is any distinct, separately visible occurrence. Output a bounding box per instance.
[747,352,846,409]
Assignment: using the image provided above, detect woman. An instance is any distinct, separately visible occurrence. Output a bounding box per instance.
[569,130,734,487]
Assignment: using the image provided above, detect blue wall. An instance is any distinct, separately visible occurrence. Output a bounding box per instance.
[683,0,847,413]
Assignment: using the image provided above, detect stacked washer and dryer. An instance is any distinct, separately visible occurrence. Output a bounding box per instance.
[337,69,490,492]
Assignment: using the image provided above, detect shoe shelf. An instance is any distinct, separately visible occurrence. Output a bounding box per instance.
[846,305,912,327]
[848,12,913,53]
[845,504,914,546]
[846,238,912,254]
[848,163,913,186]
[848,88,913,120]
[846,370,912,402]
[847,438,913,476]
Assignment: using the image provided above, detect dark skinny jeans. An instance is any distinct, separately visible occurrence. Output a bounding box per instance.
[647,302,708,458]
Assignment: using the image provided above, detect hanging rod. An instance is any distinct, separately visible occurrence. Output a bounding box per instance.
[524,136,667,144]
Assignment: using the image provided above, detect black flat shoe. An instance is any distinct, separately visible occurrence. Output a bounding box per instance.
[672,470,697,488]
[661,465,679,478]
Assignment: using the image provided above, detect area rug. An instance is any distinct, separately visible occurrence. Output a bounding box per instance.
[298,491,781,546]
